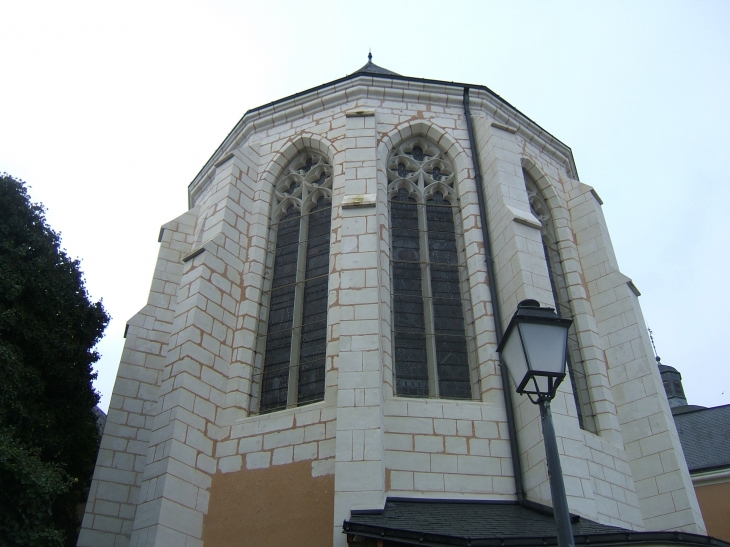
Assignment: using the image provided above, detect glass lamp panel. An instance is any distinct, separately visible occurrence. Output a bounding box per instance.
[533,374,550,395]
[502,329,529,390]
[519,323,569,375]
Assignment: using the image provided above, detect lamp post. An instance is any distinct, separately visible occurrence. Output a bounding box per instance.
[496,299,575,547]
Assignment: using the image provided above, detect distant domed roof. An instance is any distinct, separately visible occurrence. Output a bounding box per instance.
[658,363,679,374]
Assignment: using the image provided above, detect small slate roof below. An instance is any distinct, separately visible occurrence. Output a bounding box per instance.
[674,403,730,472]
[344,499,729,547]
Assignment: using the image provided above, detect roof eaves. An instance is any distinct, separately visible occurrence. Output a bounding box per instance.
[343,521,730,547]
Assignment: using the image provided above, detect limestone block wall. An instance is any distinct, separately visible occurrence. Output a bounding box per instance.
[128,159,256,546]
[213,404,336,473]
[569,183,705,532]
[383,400,514,496]
[332,109,388,545]
[79,211,196,547]
[471,113,647,529]
[474,116,591,513]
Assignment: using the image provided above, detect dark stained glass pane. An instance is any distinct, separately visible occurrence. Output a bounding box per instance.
[298,198,331,405]
[427,198,470,399]
[271,208,301,289]
[261,207,300,412]
[394,332,429,396]
[392,193,429,396]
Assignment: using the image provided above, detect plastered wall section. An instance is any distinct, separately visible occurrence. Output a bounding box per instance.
[694,479,730,541]
[78,211,197,547]
[569,183,706,533]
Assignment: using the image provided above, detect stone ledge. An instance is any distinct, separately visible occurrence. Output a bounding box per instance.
[342,194,377,208]
[505,205,542,229]
[491,121,518,133]
[346,109,375,117]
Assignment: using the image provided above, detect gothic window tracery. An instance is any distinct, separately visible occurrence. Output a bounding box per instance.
[523,169,596,432]
[259,151,333,413]
[387,137,473,399]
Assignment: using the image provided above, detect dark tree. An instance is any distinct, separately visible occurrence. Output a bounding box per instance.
[0,173,109,547]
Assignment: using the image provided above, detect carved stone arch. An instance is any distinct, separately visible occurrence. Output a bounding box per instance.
[272,197,302,222]
[521,158,597,432]
[302,186,333,216]
[298,133,336,166]
[423,181,458,205]
[264,144,334,224]
[259,133,337,194]
[387,178,419,201]
[520,158,571,244]
[378,120,470,184]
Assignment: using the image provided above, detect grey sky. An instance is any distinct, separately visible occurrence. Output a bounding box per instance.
[2,0,728,412]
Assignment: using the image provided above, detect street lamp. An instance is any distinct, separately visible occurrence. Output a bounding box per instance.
[497,299,575,547]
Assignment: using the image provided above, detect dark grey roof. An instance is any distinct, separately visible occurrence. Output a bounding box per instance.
[344,499,729,547]
[353,60,401,77]
[659,363,680,374]
[672,404,707,415]
[92,406,107,435]
[674,403,730,472]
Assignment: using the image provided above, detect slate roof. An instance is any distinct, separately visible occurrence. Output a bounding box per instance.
[353,59,401,77]
[343,498,729,547]
[673,403,730,472]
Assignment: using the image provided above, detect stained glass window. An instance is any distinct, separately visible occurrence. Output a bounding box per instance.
[388,138,473,399]
[259,152,332,412]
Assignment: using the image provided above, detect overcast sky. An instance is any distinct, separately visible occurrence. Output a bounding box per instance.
[2,1,728,413]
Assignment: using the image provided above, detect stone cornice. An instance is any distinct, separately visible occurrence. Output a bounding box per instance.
[188,73,578,207]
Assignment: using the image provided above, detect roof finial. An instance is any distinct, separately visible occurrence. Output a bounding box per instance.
[648,325,662,364]
[368,49,372,62]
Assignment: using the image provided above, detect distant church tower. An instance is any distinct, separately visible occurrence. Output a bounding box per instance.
[659,362,688,408]
[78,57,708,547]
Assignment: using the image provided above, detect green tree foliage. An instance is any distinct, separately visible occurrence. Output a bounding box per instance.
[0,173,110,547]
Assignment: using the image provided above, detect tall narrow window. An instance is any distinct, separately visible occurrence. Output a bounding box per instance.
[259,152,332,413]
[388,137,472,399]
[523,169,596,432]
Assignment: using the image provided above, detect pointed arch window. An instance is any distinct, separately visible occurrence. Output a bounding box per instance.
[523,169,596,432]
[387,137,473,399]
[259,152,332,413]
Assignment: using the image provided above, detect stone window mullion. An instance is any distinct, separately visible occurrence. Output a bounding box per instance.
[286,207,309,408]
[418,172,439,397]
